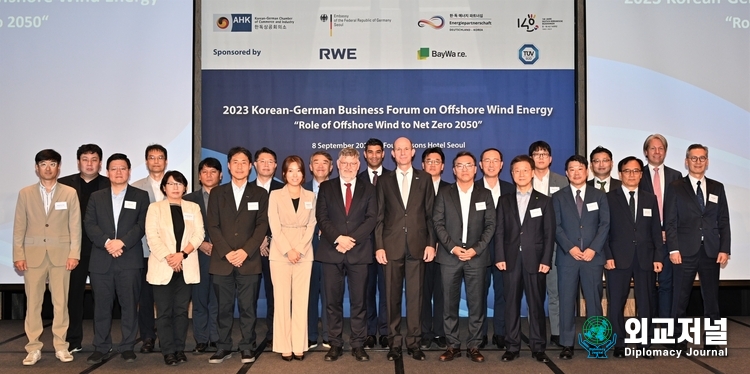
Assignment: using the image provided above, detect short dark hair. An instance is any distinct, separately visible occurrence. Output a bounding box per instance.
[618,156,644,172]
[589,146,612,161]
[227,147,252,163]
[198,157,223,174]
[480,147,504,162]
[452,151,476,167]
[565,155,588,169]
[421,147,444,163]
[510,155,535,171]
[309,151,333,165]
[35,149,62,164]
[686,143,709,158]
[528,140,552,156]
[106,153,131,169]
[255,147,277,162]
[76,144,103,160]
[160,170,188,195]
[145,144,167,160]
[365,138,384,150]
[281,155,306,185]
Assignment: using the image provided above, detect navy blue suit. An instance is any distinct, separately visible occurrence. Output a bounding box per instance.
[304,179,329,343]
[422,179,449,342]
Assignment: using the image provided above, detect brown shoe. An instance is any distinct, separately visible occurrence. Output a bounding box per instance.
[438,347,461,362]
[467,348,484,363]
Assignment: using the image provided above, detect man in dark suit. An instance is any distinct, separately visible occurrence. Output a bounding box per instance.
[588,146,621,193]
[207,147,269,364]
[604,156,663,358]
[639,134,682,320]
[84,153,150,364]
[477,148,515,349]
[316,147,377,362]
[250,147,284,346]
[305,151,333,349]
[665,144,730,351]
[375,137,436,361]
[433,151,495,363]
[552,155,610,360]
[58,144,109,354]
[420,147,449,350]
[358,138,391,349]
[495,155,555,363]
[184,157,222,354]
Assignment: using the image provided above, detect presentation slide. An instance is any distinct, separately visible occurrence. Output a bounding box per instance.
[0,0,193,284]
[586,0,749,280]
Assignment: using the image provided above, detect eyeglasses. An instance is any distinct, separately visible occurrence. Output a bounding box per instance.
[37,162,58,168]
[424,160,442,165]
[256,160,276,165]
[166,182,184,187]
[147,155,165,161]
[621,169,642,175]
[688,156,707,163]
[591,159,611,164]
[454,163,475,170]
[531,152,549,159]
[339,162,358,168]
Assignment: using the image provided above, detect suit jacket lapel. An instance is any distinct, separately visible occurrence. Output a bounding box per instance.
[389,171,406,210]
[509,191,523,228]
[681,177,702,212]
[616,188,636,225]
[350,179,365,216]
[405,171,421,209]
[448,185,463,224]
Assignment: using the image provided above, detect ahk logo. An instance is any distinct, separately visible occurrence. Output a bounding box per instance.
[213,14,253,32]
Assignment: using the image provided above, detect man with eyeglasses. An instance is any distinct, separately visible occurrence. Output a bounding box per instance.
[587,146,621,193]
[131,144,169,353]
[528,140,568,347]
[433,151,496,363]
[603,157,663,359]
[638,134,682,321]
[665,144,730,352]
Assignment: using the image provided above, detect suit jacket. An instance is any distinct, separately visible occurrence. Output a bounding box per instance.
[58,173,109,257]
[267,185,317,262]
[639,165,682,196]
[358,168,391,186]
[145,199,205,285]
[206,181,269,275]
[495,189,556,273]
[587,177,622,192]
[433,183,496,267]
[475,177,515,261]
[375,169,436,260]
[251,178,284,238]
[184,188,210,242]
[665,176,730,258]
[604,188,663,270]
[132,176,162,257]
[85,185,150,273]
[552,186,610,266]
[13,183,82,267]
[316,178,377,265]
[536,171,568,196]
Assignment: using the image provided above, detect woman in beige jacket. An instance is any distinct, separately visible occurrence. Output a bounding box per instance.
[145,170,204,366]
[268,155,317,361]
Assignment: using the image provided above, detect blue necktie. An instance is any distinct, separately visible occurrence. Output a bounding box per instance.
[696,181,705,212]
[576,189,583,217]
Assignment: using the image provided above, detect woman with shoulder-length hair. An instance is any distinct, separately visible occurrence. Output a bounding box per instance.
[145,170,204,366]
[268,155,317,361]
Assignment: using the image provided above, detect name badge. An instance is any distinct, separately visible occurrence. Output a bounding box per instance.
[530,208,542,218]
[184,213,194,220]
[586,202,599,211]
[708,194,718,204]
[475,202,486,211]
[54,202,67,210]
[550,186,560,194]
[643,208,652,217]
[304,201,313,210]
[124,200,137,209]
[248,202,259,211]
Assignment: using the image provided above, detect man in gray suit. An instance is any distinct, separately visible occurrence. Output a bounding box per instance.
[552,155,610,360]
[528,140,568,347]
[433,151,496,363]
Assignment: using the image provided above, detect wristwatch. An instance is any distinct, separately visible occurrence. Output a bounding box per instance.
[181,251,189,259]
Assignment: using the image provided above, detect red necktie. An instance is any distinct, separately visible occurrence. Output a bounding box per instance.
[345,183,352,215]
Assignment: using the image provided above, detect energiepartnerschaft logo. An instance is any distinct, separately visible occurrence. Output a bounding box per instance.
[417,16,444,29]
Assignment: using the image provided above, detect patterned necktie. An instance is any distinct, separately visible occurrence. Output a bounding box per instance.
[629,190,636,221]
[401,172,409,208]
[345,183,352,215]
[653,167,663,221]
[372,170,378,186]
[576,189,583,217]
[597,180,607,192]
[696,180,705,212]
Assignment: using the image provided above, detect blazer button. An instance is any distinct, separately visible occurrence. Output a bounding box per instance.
[43,239,46,242]
[45,224,49,227]
[235,233,239,236]
[520,231,523,235]
[580,225,583,229]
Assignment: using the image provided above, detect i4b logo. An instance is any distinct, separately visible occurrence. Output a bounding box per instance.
[519,44,539,65]
[518,14,538,32]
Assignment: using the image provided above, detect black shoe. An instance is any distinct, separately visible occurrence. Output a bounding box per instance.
[308,340,318,349]
[175,351,188,363]
[352,347,370,361]
[492,335,506,349]
[325,346,343,361]
[386,346,402,361]
[532,351,550,363]
[164,353,178,366]
[241,349,256,363]
[478,335,488,349]
[140,338,155,353]
[208,349,233,364]
[407,348,426,361]
[379,335,389,348]
[550,335,562,347]
[281,354,293,361]
[121,350,137,362]
[293,353,305,361]
[207,342,218,352]
[193,343,208,354]
[86,350,112,364]
[559,346,574,360]
[322,340,331,348]
[364,335,376,349]
[434,336,447,349]
[614,347,626,358]
[502,351,520,362]
[420,337,432,349]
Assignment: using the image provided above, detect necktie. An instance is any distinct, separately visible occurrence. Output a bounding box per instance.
[345,183,352,215]
[576,189,583,217]
[372,170,378,186]
[696,180,705,212]
[653,167,663,221]
[401,172,409,208]
[629,190,636,221]
[597,180,607,192]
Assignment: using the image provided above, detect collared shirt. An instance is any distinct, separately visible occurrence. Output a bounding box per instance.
[570,183,588,203]
[39,182,57,215]
[232,180,247,211]
[201,187,210,210]
[688,174,707,207]
[533,170,551,196]
[622,186,639,221]
[367,166,383,184]
[256,178,272,192]
[648,163,666,201]
[312,179,323,196]
[340,177,357,206]
[483,177,501,207]
[396,166,413,206]
[458,184,473,244]
[432,178,441,196]
[592,176,612,193]
[516,189,532,225]
[149,176,165,202]
[112,186,127,235]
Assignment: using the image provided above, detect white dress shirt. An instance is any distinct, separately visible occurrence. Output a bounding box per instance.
[432,178,441,196]
[592,176,612,192]
[39,182,57,215]
[458,184,473,244]
[395,167,413,207]
[367,166,384,184]
[340,178,357,206]
[533,170,551,196]
[232,180,247,211]
[687,175,707,207]
[483,178,501,207]
[622,186,639,221]
[148,176,165,201]
[256,178,272,192]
